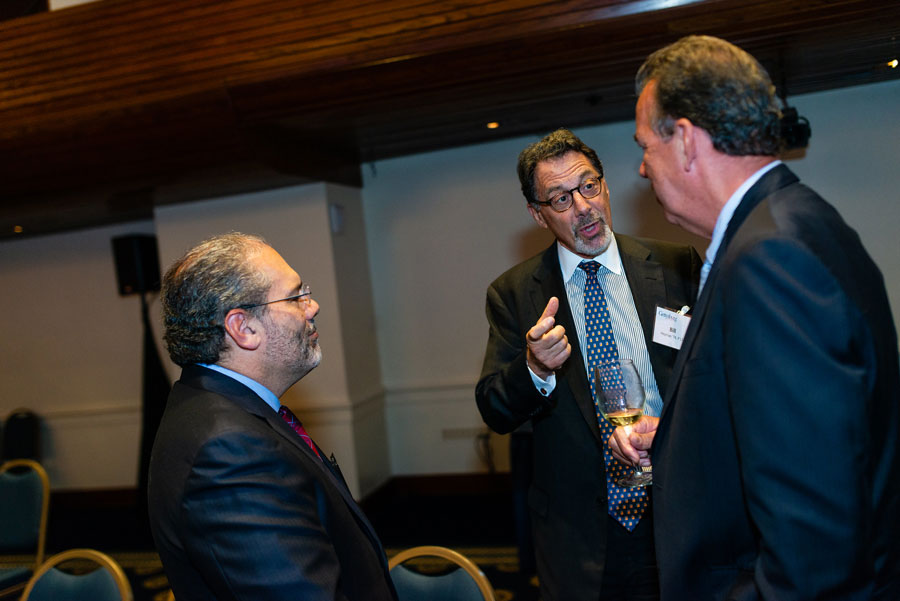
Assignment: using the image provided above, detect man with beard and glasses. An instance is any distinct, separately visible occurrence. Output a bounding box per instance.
[476,128,700,600]
[148,232,397,601]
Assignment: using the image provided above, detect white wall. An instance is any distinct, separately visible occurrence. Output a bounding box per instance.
[1,78,897,491]
[0,221,154,488]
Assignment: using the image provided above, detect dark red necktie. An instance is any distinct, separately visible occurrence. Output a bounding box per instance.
[278,405,321,459]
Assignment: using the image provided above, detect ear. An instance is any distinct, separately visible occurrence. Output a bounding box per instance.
[223,309,263,351]
[527,203,549,229]
[673,117,698,171]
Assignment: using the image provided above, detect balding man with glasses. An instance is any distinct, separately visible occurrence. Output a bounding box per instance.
[476,129,700,600]
[148,232,397,601]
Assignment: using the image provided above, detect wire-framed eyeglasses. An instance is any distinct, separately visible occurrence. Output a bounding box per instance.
[533,177,603,213]
[240,284,311,309]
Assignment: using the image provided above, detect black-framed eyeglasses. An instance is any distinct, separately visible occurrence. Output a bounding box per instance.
[533,177,603,213]
[239,284,311,309]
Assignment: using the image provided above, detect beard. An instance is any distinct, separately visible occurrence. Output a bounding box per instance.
[264,316,322,382]
[572,209,613,257]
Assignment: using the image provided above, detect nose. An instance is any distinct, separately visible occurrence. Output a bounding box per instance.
[306,298,320,318]
[571,189,592,214]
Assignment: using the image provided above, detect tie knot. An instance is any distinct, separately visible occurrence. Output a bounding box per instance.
[579,260,602,276]
[278,405,297,424]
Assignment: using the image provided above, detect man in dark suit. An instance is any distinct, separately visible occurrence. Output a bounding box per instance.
[476,128,700,600]
[614,35,900,599]
[148,232,397,601]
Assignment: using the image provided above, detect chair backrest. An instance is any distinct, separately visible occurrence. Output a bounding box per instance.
[1,409,41,462]
[388,545,495,601]
[22,548,133,601]
[0,459,50,566]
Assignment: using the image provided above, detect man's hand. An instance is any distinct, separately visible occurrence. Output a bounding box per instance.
[526,297,571,379]
[609,416,659,467]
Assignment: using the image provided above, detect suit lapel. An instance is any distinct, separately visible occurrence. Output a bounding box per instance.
[181,365,389,569]
[530,245,604,443]
[617,234,675,392]
[534,240,672,445]
[660,165,800,422]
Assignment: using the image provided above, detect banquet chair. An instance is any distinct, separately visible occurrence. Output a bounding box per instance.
[0,459,50,598]
[388,545,496,601]
[21,548,132,601]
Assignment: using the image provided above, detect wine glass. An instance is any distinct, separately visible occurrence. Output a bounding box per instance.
[593,358,652,487]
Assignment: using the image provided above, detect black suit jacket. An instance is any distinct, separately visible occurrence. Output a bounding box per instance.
[653,165,900,600]
[476,234,700,600]
[148,365,397,601]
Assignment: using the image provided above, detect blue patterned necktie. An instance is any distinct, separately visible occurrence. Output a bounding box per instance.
[580,260,648,531]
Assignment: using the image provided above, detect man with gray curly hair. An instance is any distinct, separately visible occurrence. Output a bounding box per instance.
[148,232,397,601]
[612,35,900,599]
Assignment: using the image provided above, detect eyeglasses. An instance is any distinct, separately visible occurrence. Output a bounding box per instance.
[239,284,311,309]
[533,177,603,213]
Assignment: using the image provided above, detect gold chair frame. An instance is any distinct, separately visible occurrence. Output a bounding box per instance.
[388,545,496,601]
[0,459,50,598]
[21,548,133,601]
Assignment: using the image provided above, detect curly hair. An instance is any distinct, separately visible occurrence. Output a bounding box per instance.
[635,35,781,156]
[161,232,272,366]
[517,128,604,205]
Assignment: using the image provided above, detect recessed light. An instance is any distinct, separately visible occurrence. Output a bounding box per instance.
[13,225,23,234]
[486,122,500,129]
[888,59,898,69]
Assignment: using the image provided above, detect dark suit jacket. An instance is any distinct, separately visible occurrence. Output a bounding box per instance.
[148,365,397,601]
[653,165,900,600]
[476,234,700,600]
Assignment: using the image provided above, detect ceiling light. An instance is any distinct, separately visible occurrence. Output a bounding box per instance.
[13,225,23,234]
[888,59,898,69]
[486,122,500,129]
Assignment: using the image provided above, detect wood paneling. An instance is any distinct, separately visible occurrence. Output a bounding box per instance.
[1,0,898,238]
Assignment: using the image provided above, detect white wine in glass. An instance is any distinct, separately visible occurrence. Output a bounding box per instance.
[593,358,653,487]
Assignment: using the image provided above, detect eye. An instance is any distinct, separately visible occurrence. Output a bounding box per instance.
[551,193,571,209]
[582,180,597,192]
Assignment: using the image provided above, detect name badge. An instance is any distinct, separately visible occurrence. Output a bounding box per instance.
[652,305,691,350]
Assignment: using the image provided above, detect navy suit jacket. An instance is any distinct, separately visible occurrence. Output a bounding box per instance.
[148,365,397,601]
[476,234,700,599]
[652,165,900,600]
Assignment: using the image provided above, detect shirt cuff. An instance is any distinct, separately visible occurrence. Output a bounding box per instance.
[528,366,556,397]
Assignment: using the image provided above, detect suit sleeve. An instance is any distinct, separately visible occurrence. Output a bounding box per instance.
[722,236,875,598]
[180,429,351,601]
[475,279,554,434]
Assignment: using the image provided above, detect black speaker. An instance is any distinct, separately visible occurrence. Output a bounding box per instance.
[112,234,161,295]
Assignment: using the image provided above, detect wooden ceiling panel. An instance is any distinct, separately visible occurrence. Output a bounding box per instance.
[0,0,898,238]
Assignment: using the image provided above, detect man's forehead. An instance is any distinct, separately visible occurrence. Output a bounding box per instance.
[537,152,596,183]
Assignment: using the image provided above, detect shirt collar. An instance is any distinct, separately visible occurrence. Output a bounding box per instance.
[705,160,781,265]
[198,363,281,412]
[557,233,622,282]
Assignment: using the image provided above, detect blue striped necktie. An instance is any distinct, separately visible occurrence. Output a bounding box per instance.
[580,260,648,531]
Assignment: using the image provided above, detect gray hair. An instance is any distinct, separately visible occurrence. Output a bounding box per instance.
[161,232,272,366]
[635,35,781,156]
[517,128,604,205]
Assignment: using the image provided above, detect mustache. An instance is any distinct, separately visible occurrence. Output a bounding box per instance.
[573,210,607,231]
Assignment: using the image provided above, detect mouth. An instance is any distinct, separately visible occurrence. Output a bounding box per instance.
[579,221,600,237]
[577,217,605,240]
